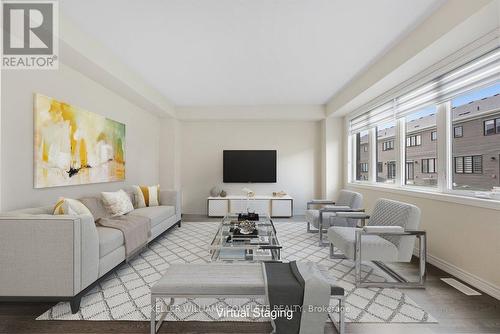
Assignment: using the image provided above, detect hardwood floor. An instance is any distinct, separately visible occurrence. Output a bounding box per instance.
[1,217,499,334]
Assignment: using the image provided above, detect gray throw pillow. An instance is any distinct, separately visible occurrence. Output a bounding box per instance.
[79,196,110,223]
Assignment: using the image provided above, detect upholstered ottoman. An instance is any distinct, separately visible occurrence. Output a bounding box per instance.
[150,263,345,334]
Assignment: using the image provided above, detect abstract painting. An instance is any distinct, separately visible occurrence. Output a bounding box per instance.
[34,94,125,188]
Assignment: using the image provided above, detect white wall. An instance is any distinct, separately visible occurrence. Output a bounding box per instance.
[159,117,182,190]
[180,120,322,215]
[1,64,161,211]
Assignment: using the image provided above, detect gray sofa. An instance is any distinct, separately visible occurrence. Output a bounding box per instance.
[0,189,181,313]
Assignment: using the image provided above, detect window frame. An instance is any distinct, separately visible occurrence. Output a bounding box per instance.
[421,158,437,174]
[453,126,463,138]
[382,140,394,151]
[431,131,437,141]
[454,155,483,174]
[387,161,396,179]
[406,134,421,147]
[484,119,496,136]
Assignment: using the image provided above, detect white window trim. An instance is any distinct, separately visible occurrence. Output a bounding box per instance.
[348,182,500,211]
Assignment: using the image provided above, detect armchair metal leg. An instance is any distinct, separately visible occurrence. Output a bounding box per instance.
[354,232,362,284]
[318,212,328,247]
[355,234,427,289]
[329,242,347,260]
[306,222,316,233]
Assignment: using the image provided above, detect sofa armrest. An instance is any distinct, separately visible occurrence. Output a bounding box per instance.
[0,214,99,297]
[160,190,181,216]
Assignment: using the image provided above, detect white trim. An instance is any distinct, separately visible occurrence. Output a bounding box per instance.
[426,252,500,300]
[347,182,500,211]
[368,128,377,182]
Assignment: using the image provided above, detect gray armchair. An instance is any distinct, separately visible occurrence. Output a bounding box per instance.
[327,198,426,288]
[305,190,363,246]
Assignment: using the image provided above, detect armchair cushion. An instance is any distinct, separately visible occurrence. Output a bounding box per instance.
[305,210,350,229]
[367,199,420,261]
[327,227,398,262]
[337,190,363,208]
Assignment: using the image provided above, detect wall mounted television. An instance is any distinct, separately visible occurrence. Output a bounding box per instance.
[223,150,277,183]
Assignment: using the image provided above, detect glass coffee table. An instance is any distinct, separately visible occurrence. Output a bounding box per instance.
[210,213,282,262]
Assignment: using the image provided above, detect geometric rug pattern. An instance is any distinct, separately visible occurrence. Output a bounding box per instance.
[37,221,436,323]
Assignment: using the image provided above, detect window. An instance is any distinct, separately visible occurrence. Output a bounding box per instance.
[387,161,396,179]
[483,118,500,136]
[484,119,495,135]
[454,156,482,174]
[406,134,421,147]
[431,131,437,141]
[421,158,436,173]
[382,140,394,151]
[473,155,483,174]
[348,49,500,201]
[376,121,396,183]
[455,156,464,173]
[452,83,500,191]
[406,162,414,181]
[405,105,438,187]
[355,130,370,181]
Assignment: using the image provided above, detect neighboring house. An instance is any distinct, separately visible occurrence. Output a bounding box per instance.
[357,93,500,191]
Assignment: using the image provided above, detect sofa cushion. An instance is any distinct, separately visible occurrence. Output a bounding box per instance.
[128,205,175,227]
[97,226,124,258]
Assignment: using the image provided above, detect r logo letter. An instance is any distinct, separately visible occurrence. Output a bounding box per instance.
[3,3,53,55]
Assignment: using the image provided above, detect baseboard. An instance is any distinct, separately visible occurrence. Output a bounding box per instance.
[414,248,500,300]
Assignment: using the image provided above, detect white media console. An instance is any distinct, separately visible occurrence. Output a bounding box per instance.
[207,195,293,217]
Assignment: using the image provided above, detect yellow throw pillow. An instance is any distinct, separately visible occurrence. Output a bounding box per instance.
[53,198,94,218]
[132,185,160,208]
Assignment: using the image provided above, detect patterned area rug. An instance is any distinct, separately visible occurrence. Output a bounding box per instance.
[37,221,436,323]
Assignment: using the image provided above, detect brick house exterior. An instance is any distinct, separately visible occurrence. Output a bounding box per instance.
[356,93,500,190]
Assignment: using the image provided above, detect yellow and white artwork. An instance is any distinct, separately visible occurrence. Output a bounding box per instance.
[34,94,125,188]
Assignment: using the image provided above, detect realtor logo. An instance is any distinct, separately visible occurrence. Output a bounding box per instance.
[2,0,58,69]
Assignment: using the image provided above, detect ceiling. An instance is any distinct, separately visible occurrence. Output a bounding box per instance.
[60,0,445,106]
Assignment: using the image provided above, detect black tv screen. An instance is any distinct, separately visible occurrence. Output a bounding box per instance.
[223,150,277,183]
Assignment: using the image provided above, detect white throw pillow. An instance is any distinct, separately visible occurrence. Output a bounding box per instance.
[53,198,94,219]
[101,190,135,216]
